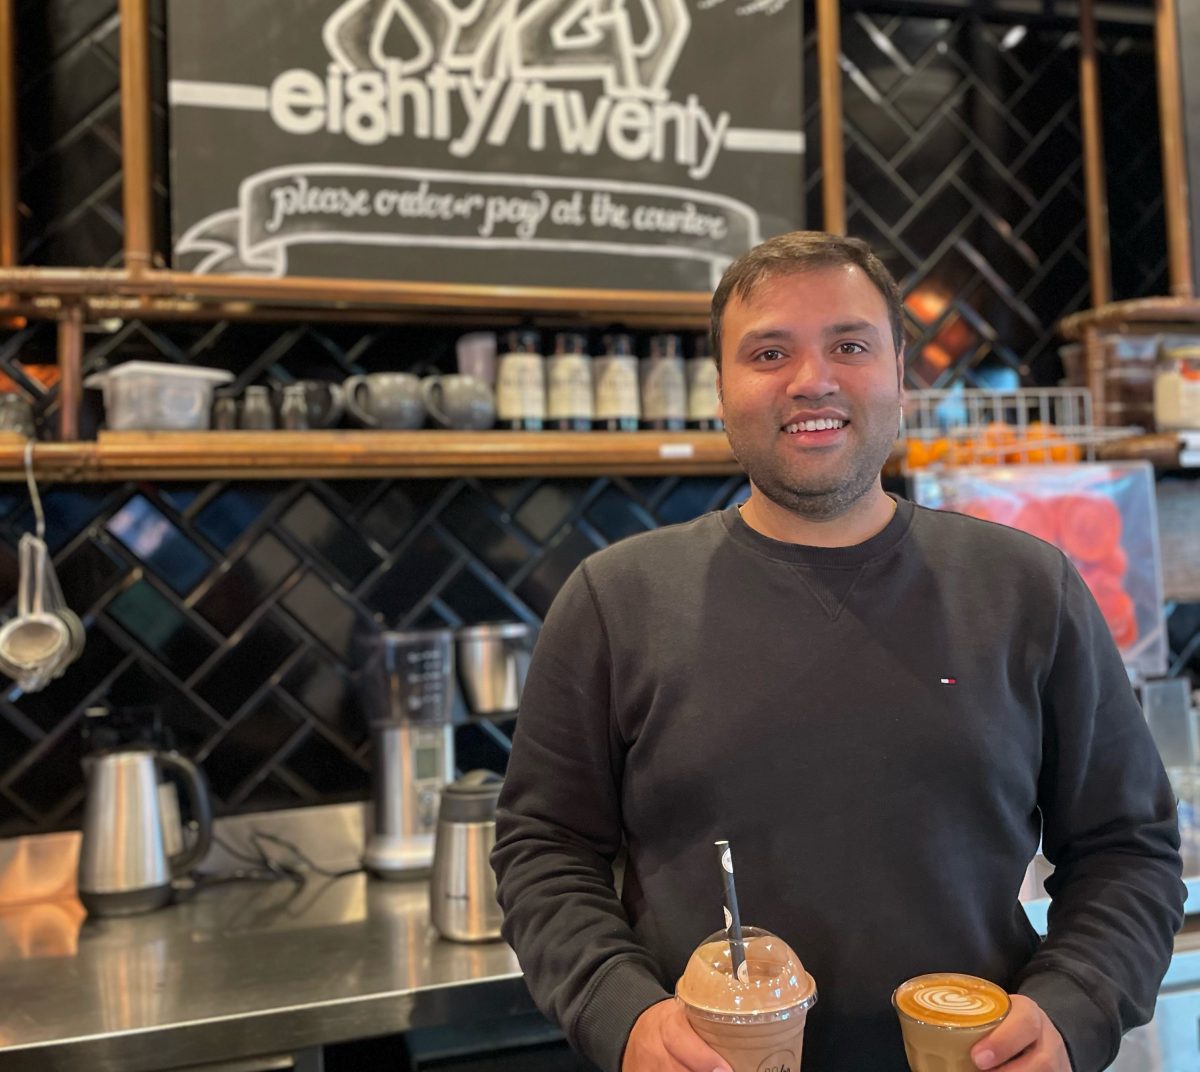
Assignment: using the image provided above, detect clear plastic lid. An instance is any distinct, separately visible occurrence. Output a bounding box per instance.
[675,927,817,1023]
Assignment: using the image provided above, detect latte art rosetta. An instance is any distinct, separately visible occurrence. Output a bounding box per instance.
[912,984,1004,1019]
[893,972,1011,1029]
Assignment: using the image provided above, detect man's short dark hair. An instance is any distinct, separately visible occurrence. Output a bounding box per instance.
[710,231,905,366]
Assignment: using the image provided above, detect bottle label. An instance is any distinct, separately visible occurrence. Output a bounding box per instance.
[496,352,546,420]
[547,355,594,419]
[641,357,687,421]
[687,357,721,421]
[594,355,640,420]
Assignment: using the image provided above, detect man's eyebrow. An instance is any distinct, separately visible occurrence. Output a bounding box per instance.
[739,329,793,343]
[824,320,881,337]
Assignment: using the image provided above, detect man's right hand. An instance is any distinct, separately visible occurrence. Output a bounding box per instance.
[623,998,731,1072]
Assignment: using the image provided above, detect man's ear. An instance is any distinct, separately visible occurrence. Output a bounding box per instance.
[715,372,724,422]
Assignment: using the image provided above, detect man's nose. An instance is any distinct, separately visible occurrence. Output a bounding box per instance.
[785,351,838,399]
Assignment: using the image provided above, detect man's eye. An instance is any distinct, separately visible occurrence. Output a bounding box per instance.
[835,342,867,355]
[753,349,785,362]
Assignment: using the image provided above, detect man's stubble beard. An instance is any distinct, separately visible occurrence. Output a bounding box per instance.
[725,414,899,522]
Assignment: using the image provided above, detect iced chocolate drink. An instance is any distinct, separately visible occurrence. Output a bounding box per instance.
[675,926,817,1072]
[892,972,1010,1072]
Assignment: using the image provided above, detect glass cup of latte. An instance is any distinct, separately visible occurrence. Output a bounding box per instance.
[892,972,1011,1072]
[676,926,817,1072]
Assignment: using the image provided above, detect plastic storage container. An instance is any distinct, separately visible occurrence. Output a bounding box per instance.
[912,462,1167,679]
[85,362,234,431]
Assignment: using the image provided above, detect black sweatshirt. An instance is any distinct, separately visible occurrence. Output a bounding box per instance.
[492,497,1185,1072]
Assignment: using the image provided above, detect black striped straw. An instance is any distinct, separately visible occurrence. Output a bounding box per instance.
[715,840,748,982]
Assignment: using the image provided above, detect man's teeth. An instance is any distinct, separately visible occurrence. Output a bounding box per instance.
[784,418,846,433]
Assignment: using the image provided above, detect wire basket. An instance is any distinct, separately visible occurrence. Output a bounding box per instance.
[902,387,1139,470]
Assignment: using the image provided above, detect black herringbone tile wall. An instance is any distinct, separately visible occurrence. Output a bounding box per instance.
[804,1,1164,388]
[0,475,750,833]
[3,0,1194,836]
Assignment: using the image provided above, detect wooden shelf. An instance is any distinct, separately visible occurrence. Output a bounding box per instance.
[1059,296,1200,338]
[0,267,711,330]
[0,431,741,482]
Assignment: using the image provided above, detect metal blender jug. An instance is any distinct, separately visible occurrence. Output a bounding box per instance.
[361,628,456,878]
[77,748,213,917]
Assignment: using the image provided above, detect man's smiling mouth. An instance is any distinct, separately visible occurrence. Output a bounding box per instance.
[783,418,847,433]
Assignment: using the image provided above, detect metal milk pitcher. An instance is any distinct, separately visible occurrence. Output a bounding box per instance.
[77,749,213,917]
[429,770,504,942]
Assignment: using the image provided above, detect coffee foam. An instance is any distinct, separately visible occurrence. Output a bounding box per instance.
[893,973,1009,1028]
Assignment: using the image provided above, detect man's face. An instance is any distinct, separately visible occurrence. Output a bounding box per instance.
[717,265,904,520]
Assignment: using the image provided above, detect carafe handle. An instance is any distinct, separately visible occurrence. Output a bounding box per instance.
[158,751,213,875]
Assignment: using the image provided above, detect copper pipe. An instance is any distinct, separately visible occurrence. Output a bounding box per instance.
[56,306,83,442]
[0,0,18,268]
[1083,326,1107,427]
[1078,0,1111,309]
[0,265,712,317]
[118,0,153,275]
[1155,0,1192,296]
[817,0,845,235]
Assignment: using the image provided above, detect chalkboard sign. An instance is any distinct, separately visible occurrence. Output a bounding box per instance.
[167,0,803,293]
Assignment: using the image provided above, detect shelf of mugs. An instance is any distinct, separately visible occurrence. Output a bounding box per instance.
[0,430,741,482]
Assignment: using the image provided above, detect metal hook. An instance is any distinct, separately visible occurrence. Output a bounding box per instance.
[23,440,45,542]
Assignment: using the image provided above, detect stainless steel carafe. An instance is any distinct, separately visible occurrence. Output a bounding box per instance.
[77,749,213,917]
[429,770,504,942]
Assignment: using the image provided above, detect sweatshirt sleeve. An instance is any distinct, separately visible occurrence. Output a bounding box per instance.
[491,563,670,1072]
[1014,557,1186,1072]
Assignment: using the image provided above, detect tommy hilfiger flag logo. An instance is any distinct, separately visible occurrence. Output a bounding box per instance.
[940,677,958,686]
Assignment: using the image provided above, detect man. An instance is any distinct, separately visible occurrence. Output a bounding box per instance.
[491,231,1185,1072]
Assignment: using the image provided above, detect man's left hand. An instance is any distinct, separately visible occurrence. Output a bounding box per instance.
[970,994,1070,1070]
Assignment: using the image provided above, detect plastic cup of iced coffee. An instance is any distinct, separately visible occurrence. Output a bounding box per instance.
[675,926,817,1072]
[892,972,1011,1072]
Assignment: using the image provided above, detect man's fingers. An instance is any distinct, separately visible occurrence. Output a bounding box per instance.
[661,1004,731,1072]
[970,999,1040,1069]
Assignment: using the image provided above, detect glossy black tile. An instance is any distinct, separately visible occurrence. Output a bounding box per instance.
[586,486,653,544]
[56,537,128,614]
[106,494,212,595]
[438,567,524,626]
[440,488,532,582]
[193,484,279,552]
[454,721,515,777]
[656,480,729,527]
[363,526,457,621]
[0,540,18,605]
[282,727,368,796]
[0,712,36,781]
[514,482,589,543]
[194,615,300,719]
[280,492,381,586]
[158,484,204,513]
[107,579,217,682]
[280,648,366,748]
[12,626,127,734]
[7,719,84,816]
[201,697,303,803]
[361,484,438,548]
[280,570,373,666]
[10,487,115,554]
[194,533,300,635]
[0,791,33,838]
[234,771,313,812]
[103,661,225,753]
[515,529,597,618]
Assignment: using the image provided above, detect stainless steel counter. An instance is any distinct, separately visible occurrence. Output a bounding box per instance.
[0,804,532,1072]
[2,806,1198,1072]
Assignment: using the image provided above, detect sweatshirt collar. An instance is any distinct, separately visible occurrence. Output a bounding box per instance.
[720,494,915,566]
